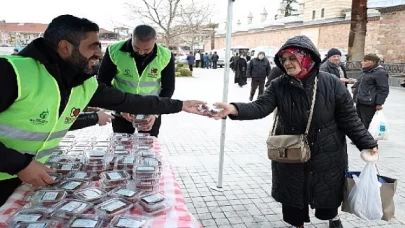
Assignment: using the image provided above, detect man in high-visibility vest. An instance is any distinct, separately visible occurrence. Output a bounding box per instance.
[98,25,175,137]
[0,15,205,206]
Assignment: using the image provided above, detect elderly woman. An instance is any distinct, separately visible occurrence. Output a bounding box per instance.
[213,36,378,228]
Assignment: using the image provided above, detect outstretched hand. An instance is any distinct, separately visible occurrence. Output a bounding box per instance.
[210,103,238,120]
[182,100,207,114]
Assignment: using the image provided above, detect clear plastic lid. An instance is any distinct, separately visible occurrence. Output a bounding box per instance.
[111,133,133,138]
[65,151,85,157]
[135,133,150,137]
[111,149,132,156]
[99,179,128,191]
[45,155,84,164]
[135,145,153,151]
[94,141,111,147]
[111,145,133,151]
[73,187,108,203]
[135,179,159,192]
[108,215,151,228]
[28,190,67,206]
[94,198,133,220]
[134,166,158,179]
[59,141,74,147]
[65,171,96,181]
[51,163,83,174]
[135,136,155,145]
[67,215,105,228]
[71,146,92,151]
[49,149,66,156]
[114,156,135,170]
[86,150,107,159]
[137,150,160,159]
[74,141,94,147]
[6,208,50,224]
[52,199,93,219]
[138,192,174,216]
[109,185,142,203]
[57,180,89,192]
[13,220,63,228]
[100,170,131,184]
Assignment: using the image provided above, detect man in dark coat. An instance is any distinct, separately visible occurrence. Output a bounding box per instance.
[265,66,283,87]
[352,54,389,129]
[212,36,378,228]
[247,51,271,101]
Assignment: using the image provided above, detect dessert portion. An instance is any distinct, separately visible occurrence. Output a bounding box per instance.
[95,198,133,220]
[6,208,49,224]
[108,215,150,228]
[73,188,107,202]
[139,193,171,214]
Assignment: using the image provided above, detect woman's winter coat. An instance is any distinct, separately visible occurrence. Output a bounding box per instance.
[229,36,377,209]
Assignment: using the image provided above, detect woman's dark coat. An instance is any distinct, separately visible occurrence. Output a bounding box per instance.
[229,36,377,209]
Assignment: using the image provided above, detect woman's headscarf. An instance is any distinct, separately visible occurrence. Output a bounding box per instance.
[279,47,315,80]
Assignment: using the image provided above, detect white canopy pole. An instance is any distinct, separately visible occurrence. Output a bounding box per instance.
[214,0,234,190]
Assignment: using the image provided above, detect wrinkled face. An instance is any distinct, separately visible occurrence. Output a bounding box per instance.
[361,59,377,69]
[258,54,265,60]
[328,54,341,65]
[66,32,102,76]
[132,38,156,56]
[281,52,301,77]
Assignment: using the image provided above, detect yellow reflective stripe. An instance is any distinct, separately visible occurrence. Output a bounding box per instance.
[0,124,68,141]
[114,77,161,87]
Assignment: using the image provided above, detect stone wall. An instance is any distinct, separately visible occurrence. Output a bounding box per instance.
[206,19,380,55]
[376,6,405,63]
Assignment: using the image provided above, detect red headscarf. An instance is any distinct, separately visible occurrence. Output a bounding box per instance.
[279,47,315,80]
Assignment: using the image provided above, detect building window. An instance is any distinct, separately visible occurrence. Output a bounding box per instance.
[312,10,316,20]
[321,8,325,18]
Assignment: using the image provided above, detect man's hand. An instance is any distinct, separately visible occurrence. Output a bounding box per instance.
[211,103,238,120]
[182,100,207,114]
[17,160,54,186]
[138,115,156,131]
[121,112,134,122]
[376,105,383,110]
[369,147,378,155]
[97,109,115,126]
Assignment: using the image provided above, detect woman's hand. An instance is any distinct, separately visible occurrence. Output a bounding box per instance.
[212,103,238,120]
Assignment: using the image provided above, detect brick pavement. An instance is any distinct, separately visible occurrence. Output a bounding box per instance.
[77,68,405,227]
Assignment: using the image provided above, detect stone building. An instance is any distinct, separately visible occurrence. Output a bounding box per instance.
[206,0,405,63]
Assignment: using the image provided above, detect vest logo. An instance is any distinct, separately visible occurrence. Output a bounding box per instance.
[30,110,49,125]
[123,68,132,77]
[65,108,81,124]
[148,68,158,78]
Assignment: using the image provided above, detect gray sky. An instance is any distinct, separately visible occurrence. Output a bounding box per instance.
[0,0,281,30]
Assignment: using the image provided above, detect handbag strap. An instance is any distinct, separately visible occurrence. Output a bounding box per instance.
[271,77,318,136]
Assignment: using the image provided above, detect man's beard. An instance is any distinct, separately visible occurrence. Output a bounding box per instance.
[66,47,98,76]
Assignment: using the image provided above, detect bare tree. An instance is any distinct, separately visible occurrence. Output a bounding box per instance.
[126,0,181,47]
[348,0,367,61]
[178,0,213,52]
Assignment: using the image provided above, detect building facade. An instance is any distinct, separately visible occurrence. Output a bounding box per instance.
[206,0,405,63]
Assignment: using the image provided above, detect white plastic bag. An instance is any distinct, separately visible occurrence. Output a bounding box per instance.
[368,111,388,140]
[347,162,383,220]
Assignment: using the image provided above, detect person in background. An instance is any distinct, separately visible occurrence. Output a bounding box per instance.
[200,51,204,69]
[98,25,176,137]
[203,53,209,69]
[11,48,19,55]
[247,51,271,101]
[211,35,378,228]
[186,51,195,72]
[320,48,355,87]
[0,14,205,206]
[195,50,201,68]
[265,66,283,88]
[352,54,389,129]
[235,55,248,87]
[212,51,219,69]
[246,53,251,62]
[207,52,213,69]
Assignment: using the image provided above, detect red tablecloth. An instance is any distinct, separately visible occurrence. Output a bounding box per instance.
[0,145,201,228]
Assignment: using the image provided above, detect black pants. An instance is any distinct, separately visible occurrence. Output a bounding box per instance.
[250,77,266,98]
[212,61,217,69]
[188,64,193,72]
[282,204,338,226]
[0,178,22,206]
[196,60,200,68]
[356,103,376,129]
[112,115,162,137]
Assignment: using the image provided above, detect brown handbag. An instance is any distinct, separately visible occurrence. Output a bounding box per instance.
[266,78,318,163]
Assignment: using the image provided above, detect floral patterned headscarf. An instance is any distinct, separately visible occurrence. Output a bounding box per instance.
[279,47,315,80]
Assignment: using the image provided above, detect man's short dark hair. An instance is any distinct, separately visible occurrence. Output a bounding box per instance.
[133,25,156,42]
[43,14,99,48]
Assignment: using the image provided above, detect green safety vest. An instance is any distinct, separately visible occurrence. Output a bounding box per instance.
[0,56,98,181]
[109,41,171,95]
